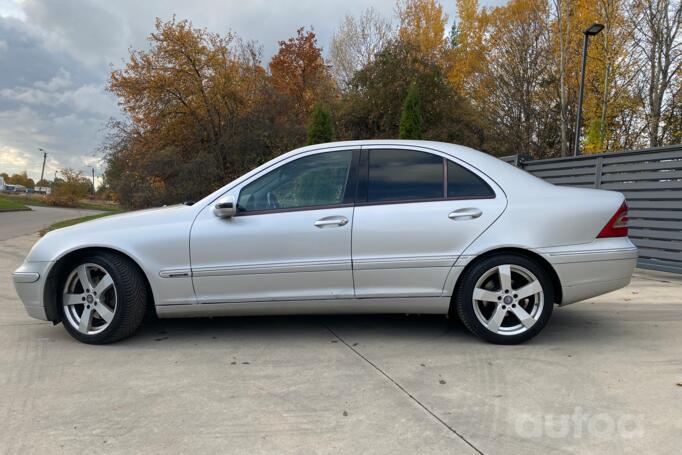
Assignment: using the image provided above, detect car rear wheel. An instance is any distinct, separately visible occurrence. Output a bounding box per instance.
[454,254,554,344]
[60,252,147,344]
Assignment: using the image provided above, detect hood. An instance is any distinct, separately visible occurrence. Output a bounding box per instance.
[51,205,187,235]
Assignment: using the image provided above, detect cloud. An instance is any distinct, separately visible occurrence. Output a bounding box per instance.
[21,0,129,71]
[0,105,105,177]
[0,74,117,117]
[0,144,63,178]
[0,145,31,168]
[33,68,72,91]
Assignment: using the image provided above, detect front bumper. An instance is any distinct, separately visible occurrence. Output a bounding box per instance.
[13,261,54,321]
[538,238,638,305]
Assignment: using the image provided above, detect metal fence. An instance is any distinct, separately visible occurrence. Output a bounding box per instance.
[501,144,682,274]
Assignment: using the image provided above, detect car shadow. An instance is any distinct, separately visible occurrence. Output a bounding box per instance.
[111,305,633,347]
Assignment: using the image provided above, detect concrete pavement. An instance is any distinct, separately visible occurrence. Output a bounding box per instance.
[1,231,681,454]
[0,205,102,241]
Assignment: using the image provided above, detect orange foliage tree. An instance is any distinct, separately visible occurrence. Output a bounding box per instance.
[268,27,336,145]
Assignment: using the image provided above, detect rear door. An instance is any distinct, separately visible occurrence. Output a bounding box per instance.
[351,146,506,298]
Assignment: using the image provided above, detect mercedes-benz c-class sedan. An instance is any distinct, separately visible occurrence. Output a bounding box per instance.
[13,140,637,344]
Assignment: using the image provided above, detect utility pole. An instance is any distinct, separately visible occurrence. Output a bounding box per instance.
[90,166,96,196]
[38,148,47,183]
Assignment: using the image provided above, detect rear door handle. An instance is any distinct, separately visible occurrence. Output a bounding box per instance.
[314,216,349,228]
[448,208,483,220]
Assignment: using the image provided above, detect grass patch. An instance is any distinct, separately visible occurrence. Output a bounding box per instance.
[40,212,116,236]
[0,195,30,211]
[0,193,121,211]
[76,201,122,212]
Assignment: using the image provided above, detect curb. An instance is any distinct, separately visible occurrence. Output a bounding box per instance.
[0,207,32,213]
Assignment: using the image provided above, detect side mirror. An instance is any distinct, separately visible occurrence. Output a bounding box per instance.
[213,195,237,218]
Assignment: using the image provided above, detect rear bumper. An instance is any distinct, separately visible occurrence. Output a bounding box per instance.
[538,238,638,305]
[13,261,53,321]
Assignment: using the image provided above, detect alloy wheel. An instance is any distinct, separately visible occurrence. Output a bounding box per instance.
[62,263,118,335]
[472,264,544,336]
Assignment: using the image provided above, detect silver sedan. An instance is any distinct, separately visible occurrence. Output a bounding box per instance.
[13,140,637,344]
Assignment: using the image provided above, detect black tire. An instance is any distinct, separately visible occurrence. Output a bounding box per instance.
[453,253,554,344]
[60,252,148,344]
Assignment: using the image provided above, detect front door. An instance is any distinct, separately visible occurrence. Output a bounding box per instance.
[190,149,358,304]
[352,147,507,298]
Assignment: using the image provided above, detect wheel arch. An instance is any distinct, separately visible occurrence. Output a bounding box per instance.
[449,247,563,314]
[43,246,156,322]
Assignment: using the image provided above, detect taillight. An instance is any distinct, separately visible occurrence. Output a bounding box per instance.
[597,202,629,238]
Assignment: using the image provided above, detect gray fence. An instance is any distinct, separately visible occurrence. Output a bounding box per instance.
[502,144,682,274]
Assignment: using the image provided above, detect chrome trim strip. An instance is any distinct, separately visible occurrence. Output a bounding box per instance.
[191,256,458,277]
[353,255,458,270]
[547,247,638,257]
[159,269,192,278]
[544,247,638,265]
[191,259,352,277]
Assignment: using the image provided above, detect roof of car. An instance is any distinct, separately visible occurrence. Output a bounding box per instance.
[290,139,542,188]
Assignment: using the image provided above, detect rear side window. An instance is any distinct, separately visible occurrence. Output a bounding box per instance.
[367,149,443,203]
[447,160,494,198]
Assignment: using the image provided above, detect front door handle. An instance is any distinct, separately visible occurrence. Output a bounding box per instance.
[314,216,349,228]
[448,208,483,220]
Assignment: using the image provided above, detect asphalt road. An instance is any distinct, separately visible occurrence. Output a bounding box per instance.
[1,227,681,454]
[0,205,102,241]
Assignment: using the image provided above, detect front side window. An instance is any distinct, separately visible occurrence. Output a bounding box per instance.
[238,151,353,213]
[367,149,444,203]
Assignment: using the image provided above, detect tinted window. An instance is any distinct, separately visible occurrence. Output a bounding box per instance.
[447,160,494,198]
[238,151,352,212]
[367,149,444,203]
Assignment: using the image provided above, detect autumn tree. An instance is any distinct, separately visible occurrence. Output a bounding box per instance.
[475,0,558,157]
[577,0,643,153]
[550,0,576,156]
[269,28,335,121]
[100,2,682,209]
[399,83,423,139]
[396,0,448,59]
[448,0,487,94]
[106,18,275,207]
[339,40,482,147]
[628,0,682,146]
[307,103,334,145]
[4,171,35,188]
[48,168,90,206]
[329,8,394,90]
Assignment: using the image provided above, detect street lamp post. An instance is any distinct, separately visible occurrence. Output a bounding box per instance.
[573,23,605,157]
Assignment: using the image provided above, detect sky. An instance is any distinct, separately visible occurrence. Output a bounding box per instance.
[0,0,505,183]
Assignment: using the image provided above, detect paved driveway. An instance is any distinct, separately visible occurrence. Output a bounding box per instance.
[1,229,681,454]
[0,205,102,241]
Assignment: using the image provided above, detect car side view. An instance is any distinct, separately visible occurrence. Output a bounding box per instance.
[13,140,637,344]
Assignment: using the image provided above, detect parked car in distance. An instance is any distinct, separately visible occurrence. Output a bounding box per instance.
[13,140,637,344]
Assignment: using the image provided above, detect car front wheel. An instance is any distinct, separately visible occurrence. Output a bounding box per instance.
[60,252,147,344]
[454,254,554,344]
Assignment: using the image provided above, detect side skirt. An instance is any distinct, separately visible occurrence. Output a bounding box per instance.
[156,296,451,318]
